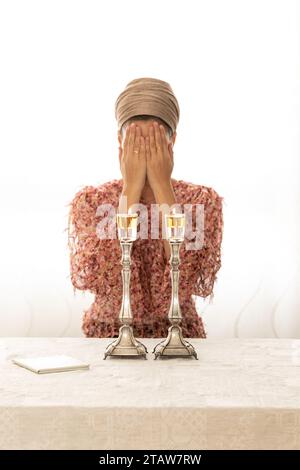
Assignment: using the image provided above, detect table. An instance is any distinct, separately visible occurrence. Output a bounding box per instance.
[1,337,300,450]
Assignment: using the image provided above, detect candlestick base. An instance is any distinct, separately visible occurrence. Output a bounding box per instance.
[152,324,198,359]
[104,324,148,359]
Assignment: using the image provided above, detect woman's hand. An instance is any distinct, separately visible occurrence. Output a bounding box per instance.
[145,121,174,194]
[119,122,147,195]
[119,123,146,213]
[145,121,177,262]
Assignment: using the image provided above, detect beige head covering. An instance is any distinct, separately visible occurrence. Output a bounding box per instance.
[115,77,180,134]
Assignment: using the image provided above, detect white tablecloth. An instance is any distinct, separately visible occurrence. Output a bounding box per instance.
[1,337,300,450]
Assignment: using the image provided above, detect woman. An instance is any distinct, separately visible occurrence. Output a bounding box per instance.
[67,77,223,338]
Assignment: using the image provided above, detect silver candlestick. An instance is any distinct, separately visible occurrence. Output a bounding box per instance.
[104,213,147,359]
[152,212,198,359]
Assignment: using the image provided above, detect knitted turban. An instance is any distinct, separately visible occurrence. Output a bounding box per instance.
[115,77,180,135]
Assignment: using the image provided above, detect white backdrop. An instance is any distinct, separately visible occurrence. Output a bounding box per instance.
[0,0,299,338]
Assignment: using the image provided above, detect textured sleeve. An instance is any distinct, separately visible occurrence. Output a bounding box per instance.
[163,184,224,302]
[67,184,121,295]
[182,185,223,299]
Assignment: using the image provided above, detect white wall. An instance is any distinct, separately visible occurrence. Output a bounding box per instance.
[0,0,299,337]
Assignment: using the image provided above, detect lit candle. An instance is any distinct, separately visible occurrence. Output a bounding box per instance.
[116,213,138,242]
[165,211,185,242]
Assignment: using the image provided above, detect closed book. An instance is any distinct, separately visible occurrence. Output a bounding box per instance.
[12,354,90,374]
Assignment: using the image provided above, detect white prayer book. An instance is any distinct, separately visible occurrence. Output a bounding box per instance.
[12,354,90,374]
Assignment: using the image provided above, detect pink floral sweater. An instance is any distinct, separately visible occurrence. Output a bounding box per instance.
[67,178,223,338]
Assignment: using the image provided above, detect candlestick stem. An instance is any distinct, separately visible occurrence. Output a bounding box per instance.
[104,239,147,359]
[152,239,198,359]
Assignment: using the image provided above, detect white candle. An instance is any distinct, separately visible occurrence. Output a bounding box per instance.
[116,213,138,241]
[165,213,185,242]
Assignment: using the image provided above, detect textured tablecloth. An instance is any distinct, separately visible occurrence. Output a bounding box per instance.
[1,337,300,450]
